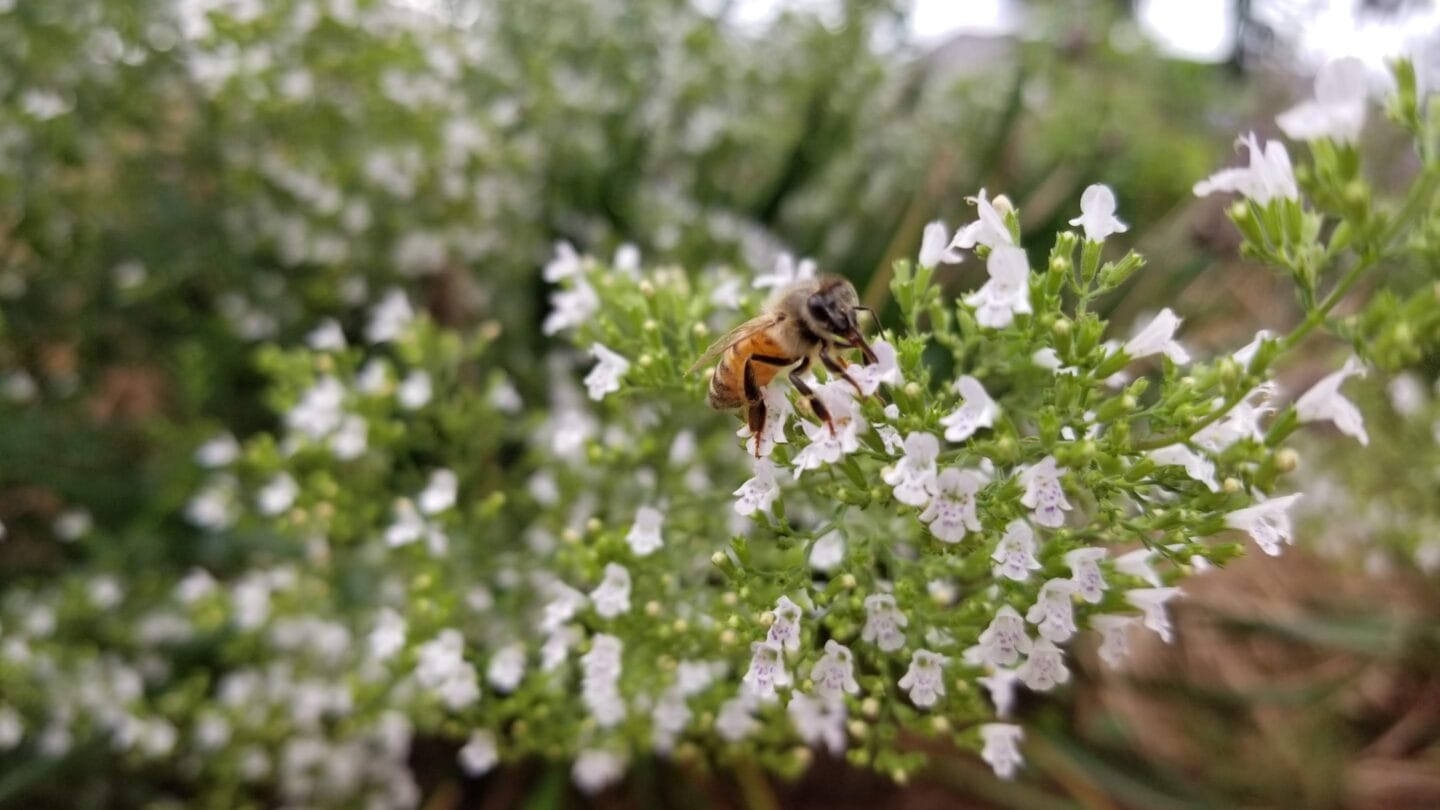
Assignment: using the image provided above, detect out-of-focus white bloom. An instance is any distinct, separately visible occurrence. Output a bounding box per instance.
[1415,539,1440,574]
[329,414,367,459]
[940,375,999,442]
[966,245,1032,329]
[368,608,406,661]
[738,384,794,458]
[571,749,625,795]
[734,457,781,516]
[964,606,1033,668]
[1387,373,1427,417]
[861,593,908,652]
[176,568,217,603]
[953,189,1014,250]
[1026,579,1078,643]
[875,423,904,455]
[87,576,123,610]
[2,370,37,403]
[1126,587,1183,643]
[257,474,299,516]
[581,634,626,727]
[490,376,523,414]
[1193,133,1298,204]
[1065,547,1108,603]
[787,693,847,754]
[898,649,947,708]
[1296,357,1368,445]
[486,643,526,693]
[287,377,346,440]
[810,641,860,700]
[52,508,92,542]
[397,370,433,410]
[918,220,965,267]
[1031,347,1077,374]
[584,343,630,401]
[384,499,445,555]
[1147,444,1219,491]
[1277,57,1370,143]
[1069,184,1128,242]
[844,339,902,395]
[1225,493,1303,556]
[543,241,582,282]
[1020,456,1071,528]
[458,730,498,777]
[711,273,745,310]
[716,695,760,742]
[626,506,664,556]
[742,640,790,700]
[992,519,1042,582]
[195,433,241,468]
[810,530,846,572]
[613,243,641,277]
[590,564,632,619]
[1232,329,1274,370]
[981,723,1025,780]
[543,278,599,335]
[767,595,803,652]
[920,468,985,543]
[1195,385,1275,451]
[1124,308,1190,364]
[1090,614,1137,668]
[753,253,816,290]
[978,668,1021,719]
[305,319,347,352]
[365,288,414,344]
[418,469,458,515]
[1017,638,1070,691]
[414,630,480,709]
[882,432,940,507]
[1114,548,1162,587]
[356,360,390,396]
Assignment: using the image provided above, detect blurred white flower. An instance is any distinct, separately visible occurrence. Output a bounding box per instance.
[365,289,415,344]
[882,432,940,507]
[919,467,985,543]
[458,730,498,777]
[397,370,432,410]
[1126,587,1183,643]
[897,649,947,708]
[625,506,664,556]
[1019,455,1070,528]
[918,220,965,267]
[256,474,298,516]
[486,643,526,693]
[733,457,781,517]
[992,519,1041,582]
[1193,133,1298,204]
[1017,638,1070,691]
[584,343,630,402]
[940,375,999,442]
[368,609,406,661]
[328,415,368,460]
[53,508,93,542]
[194,433,241,468]
[978,668,1021,719]
[1069,184,1128,242]
[1296,357,1368,445]
[1026,578,1078,644]
[981,723,1025,780]
[571,750,625,795]
[1124,308,1190,364]
[418,469,458,515]
[753,253,815,290]
[1225,493,1303,556]
[964,605,1033,668]
[543,241,582,282]
[1090,614,1137,669]
[1277,57,1370,144]
[716,695,760,742]
[590,563,632,619]
[861,593,908,652]
[1114,548,1162,587]
[1064,547,1108,603]
[809,530,846,572]
[305,319,347,352]
[966,245,1032,329]
[543,278,600,335]
[1386,373,1427,417]
[1147,443,1219,491]
[787,693,847,754]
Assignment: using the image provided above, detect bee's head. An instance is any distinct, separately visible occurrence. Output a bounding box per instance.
[801,277,878,364]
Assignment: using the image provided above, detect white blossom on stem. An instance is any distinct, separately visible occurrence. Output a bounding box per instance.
[1019,456,1071,528]
[1147,444,1219,491]
[964,606,1033,668]
[1124,308,1191,364]
[1114,548,1162,587]
[1064,547,1108,604]
[1089,615,1137,669]
[1193,133,1298,204]
[738,384,793,458]
[787,693,847,754]
[583,343,630,401]
[897,649,947,708]
[953,189,1014,250]
[589,564,632,619]
[966,245,1032,329]
[920,468,985,543]
[742,640,790,700]
[1126,587,1183,643]
[861,593,908,652]
[978,667,1022,719]
[918,220,966,267]
[882,432,940,507]
[981,723,1025,780]
[733,457,782,517]
[1069,184,1128,242]
[1225,493,1303,556]
[1295,357,1368,445]
[767,596,803,652]
[843,339,902,395]
[1017,638,1070,691]
[625,506,665,556]
[1026,579,1078,643]
[809,641,860,700]
[940,375,999,442]
[992,519,1041,582]
[1277,57,1370,144]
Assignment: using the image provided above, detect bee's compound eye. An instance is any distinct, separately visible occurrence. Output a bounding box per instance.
[807,295,830,323]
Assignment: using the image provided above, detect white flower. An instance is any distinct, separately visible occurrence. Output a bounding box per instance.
[1026,579,1078,644]
[1194,385,1275,452]
[882,432,940,507]
[1386,373,1426,417]
[543,278,599,335]
[1069,184,1128,242]
[875,423,904,455]
[1126,587,1183,643]
[1277,57,1370,144]
[992,519,1042,582]
[978,668,1021,719]
[810,530,846,572]
[590,563,632,619]
[1124,308,1191,364]
[1193,133,1298,204]
[1147,444,1219,491]
[767,595,803,652]
[953,189,1014,249]
[1090,615,1137,669]
[791,383,865,477]
[487,643,526,693]
[810,641,861,700]
[368,608,406,661]
[384,500,429,549]
[733,458,781,517]
[1031,348,1075,374]
[716,695,760,742]
[397,370,432,410]
[0,708,22,751]
[918,220,966,267]
[1017,638,1070,691]
[738,384,794,458]
[980,723,1025,780]
[287,376,346,440]
[581,634,626,727]
[365,288,414,344]
[1114,548,1162,587]
[543,241,582,282]
[329,414,367,459]
[1232,329,1274,370]
[753,253,816,290]
[940,375,1000,442]
[256,473,298,516]
[1064,547,1108,604]
[414,630,480,709]
[194,433,241,468]
[571,750,625,795]
[919,468,985,543]
[898,649,947,708]
[458,730,498,777]
[742,640,790,700]
[965,245,1032,329]
[964,606,1033,668]
[787,693,847,754]
[613,243,641,277]
[418,469,458,515]
[861,593,908,652]
[1225,493,1303,556]
[652,689,692,754]
[1295,356,1368,445]
[1019,455,1071,528]
[305,319,347,352]
[583,343,630,401]
[843,339,902,395]
[626,506,664,556]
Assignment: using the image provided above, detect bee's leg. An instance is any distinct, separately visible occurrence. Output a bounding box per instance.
[786,358,835,436]
[744,354,796,457]
[819,344,863,397]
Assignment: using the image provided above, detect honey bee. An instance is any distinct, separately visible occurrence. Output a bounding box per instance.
[689,275,877,452]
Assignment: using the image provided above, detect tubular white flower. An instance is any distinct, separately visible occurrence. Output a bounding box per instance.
[1277,57,1370,144]
[458,730,498,777]
[1019,455,1071,528]
[1224,493,1303,556]
[881,432,940,507]
[809,641,860,700]
[1124,308,1190,364]
[625,506,665,556]
[965,245,1032,329]
[367,608,406,661]
[978,667,1021,719]
[861,593,909,652]
[809,530,846,572]
[767,595,803,652]
[1025,578,1078,643]
[1114,548,1162,587]
[1193,133,1299,204]
[1089,614,1137,669]
[365,288,414,344]
[733,457,781,516]
[753,253,816,290]
[981,723,1025,780]
[583,343,630,402]
[1069,184,1128,242]
[991,519,1042,582]
[738,384,793,458]
[940,375,1000,442]
[897,649,947,708]
[542,240,582,282]
[843,339,902,395]
[1125,587,1183,643]
[787,693,847,754]
[964,605,1033,668]
[716,695,760,742]
[590,563,632,619]
[742,640,790,700]
[918,220,966,267]
[919,467,985,543]
[1295,356,1368,445]
[1147,444,1219,491]
[542,278,599,335]
[791,382,865,477]
[1064,547,1108,603]
[1017,638,1070,691]
[953,188,1014,250]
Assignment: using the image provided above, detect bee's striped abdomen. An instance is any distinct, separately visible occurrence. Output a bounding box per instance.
[708,348,744,409]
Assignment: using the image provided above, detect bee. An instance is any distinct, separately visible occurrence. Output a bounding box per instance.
[689,275,877,453]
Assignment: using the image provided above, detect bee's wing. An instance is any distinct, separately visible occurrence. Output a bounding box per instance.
[686,313,781,375]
